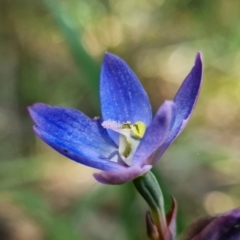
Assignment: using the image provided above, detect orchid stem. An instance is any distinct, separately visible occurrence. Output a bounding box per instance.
[133,171,167,239]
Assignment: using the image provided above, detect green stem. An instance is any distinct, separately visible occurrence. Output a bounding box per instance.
[133,171,167,239]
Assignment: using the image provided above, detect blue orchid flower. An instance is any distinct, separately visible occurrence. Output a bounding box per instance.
[28,52,203,184]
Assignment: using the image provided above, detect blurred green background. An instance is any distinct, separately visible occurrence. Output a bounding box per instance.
[1,0,240,239]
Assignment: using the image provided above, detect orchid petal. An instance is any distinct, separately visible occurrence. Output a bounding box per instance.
[93,165,152,185]
[132,101,175,166]
[34,126,123,171]
[100,53,152,143]
[28,103,122,171]
[152,52,203,164]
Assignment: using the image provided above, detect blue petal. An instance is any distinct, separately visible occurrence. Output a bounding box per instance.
[152,52,203,164]
[29,103,122,171]
[100,53,152,143]
[34,126,123,171]
[132,101,175,166]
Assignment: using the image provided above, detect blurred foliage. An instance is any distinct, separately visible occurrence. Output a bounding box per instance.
[1,0,240,239]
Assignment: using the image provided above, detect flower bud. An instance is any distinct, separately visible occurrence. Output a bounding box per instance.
[182,208,240,240]
[146,211,160,240]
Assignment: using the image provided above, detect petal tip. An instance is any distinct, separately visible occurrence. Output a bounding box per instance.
[103,52,117,63]
[195,51,203,69]
[28,103,49,122]
[103,52,127,69]
[196,51,202,59]
[104,51,111,56]
[163,100,176,110]
[27,105,34,116]
[28,103,39,112]
[28,104,38,121]
[28,103,48,112]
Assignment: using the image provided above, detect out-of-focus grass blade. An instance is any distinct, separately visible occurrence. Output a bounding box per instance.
[42,0,100,100]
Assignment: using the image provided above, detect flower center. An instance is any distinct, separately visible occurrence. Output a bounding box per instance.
[102,120,146,166]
